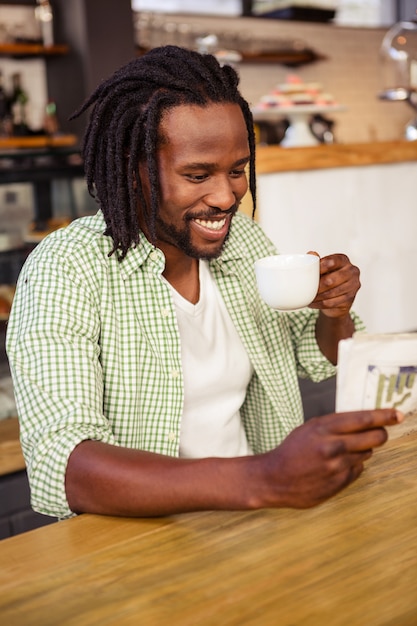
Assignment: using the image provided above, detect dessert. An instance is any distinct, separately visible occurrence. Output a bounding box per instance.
[255,74,337,109]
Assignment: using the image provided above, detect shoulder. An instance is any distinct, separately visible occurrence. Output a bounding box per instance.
[25,213,111,267]
[18,213,115,295]
[32,212,111,259]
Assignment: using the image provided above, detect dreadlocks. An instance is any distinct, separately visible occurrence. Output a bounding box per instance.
[71,45,257,259]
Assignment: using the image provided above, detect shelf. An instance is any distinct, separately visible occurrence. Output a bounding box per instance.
[136,46,326,67]
[240,49,327,66]
[0,42,69,57]
[0,134,78,150]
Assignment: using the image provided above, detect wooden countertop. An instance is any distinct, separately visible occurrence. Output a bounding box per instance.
[256,140,417,174]
[0,419,416,624]
[0,417,25,476]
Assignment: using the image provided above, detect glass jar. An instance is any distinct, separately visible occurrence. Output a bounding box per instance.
[379,20,417,103]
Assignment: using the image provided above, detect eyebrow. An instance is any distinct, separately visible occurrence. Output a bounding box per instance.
[184,156,251,170]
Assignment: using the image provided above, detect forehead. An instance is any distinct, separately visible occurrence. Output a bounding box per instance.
[158,102,249,158]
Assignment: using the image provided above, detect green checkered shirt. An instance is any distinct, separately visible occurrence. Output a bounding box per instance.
[7,211,357,518]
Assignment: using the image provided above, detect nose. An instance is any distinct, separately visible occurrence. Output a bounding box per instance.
[205,175,238,212]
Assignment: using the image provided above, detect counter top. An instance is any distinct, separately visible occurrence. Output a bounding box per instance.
[0,417,25,476]
[0,135,78,151]
[0,418,416,624]
[256,140,417,174]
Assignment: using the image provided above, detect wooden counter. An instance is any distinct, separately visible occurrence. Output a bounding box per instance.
[0,135,78,150]
[0,417,25,476]
[256,140,417,174]
[0,420,416,625]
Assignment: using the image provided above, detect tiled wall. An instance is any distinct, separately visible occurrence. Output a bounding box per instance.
[236,17,412,144]
[133,14,413,144]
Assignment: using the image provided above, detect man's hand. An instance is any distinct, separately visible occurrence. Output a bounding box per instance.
[306,252,360,363]
[309,253,360,318]
[252,408,403,509]
[66,409,403,517]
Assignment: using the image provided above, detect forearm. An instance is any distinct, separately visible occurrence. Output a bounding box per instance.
[65,407,402,516]
[65,440,263,516]
[315,311,355,365]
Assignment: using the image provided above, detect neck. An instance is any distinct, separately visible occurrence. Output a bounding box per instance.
[161,245,200,304]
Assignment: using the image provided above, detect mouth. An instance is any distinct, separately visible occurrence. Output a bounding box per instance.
[190,215,232,243]
[194,217,227,231]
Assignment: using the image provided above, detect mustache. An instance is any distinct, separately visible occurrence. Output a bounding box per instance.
[188,204,239,221]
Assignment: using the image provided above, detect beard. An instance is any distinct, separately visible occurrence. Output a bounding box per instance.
[155,210,235,260]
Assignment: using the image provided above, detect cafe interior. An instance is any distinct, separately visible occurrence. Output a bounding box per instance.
[0,1,416,623]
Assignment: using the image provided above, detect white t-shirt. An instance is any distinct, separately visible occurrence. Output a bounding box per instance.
[166,261,254,458]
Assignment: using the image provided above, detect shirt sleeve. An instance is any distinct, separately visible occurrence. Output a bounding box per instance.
[6,238,118,519]
[288,308,365,382]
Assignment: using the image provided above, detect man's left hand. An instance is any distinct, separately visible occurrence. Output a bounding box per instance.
[309,253,361,319]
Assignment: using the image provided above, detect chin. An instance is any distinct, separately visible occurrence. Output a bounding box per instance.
[191,233,230,261]
[189,242,226,260]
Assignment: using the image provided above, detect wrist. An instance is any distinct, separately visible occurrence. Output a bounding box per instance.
[240,452,286,510]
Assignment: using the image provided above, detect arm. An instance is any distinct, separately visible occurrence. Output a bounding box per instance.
[310,253,360,364]
[66,408,403,516]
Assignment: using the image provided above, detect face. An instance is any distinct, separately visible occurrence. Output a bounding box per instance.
[140,102,250,261]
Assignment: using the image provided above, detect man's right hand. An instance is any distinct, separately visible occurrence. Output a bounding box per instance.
[66,409,403,517]
[250,409,404,509]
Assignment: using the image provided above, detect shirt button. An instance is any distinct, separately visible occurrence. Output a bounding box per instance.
[170,369,180,379]
[150,250,159,262]
[161,308,170,318]
[168,432,176,442]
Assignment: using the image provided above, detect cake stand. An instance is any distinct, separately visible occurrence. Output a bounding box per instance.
[251,104,347,147]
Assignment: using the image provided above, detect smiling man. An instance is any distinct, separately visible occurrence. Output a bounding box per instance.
[6,46,402,520]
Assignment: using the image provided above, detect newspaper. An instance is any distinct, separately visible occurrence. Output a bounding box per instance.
[336,332,417,438]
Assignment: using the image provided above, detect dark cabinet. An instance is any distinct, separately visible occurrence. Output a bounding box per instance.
[0,470,57,539]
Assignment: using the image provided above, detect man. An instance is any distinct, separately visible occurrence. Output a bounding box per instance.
[6,46,402,520]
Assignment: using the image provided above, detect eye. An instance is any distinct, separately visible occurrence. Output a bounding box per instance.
[185,173,209,182]
[230,168,246,178]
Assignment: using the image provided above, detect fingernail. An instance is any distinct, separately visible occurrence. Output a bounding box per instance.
[395,410,405,423]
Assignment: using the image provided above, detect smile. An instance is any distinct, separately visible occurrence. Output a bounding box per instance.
[194,218,227,231]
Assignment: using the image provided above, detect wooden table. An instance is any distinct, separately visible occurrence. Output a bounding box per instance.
[0,424,416,625]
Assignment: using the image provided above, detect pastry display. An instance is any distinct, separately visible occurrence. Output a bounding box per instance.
[254,74,338,109]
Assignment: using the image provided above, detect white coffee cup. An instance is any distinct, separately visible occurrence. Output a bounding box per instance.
[254,253,320,311]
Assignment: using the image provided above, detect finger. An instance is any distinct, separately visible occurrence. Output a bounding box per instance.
[319,409,404,434]
[319,253,350,273]
[341,428,389,452]
[320,453,367,495]
[319,263,359,293]
[316,260,358,291]
[313,290,354,310]
[333,449,373,473]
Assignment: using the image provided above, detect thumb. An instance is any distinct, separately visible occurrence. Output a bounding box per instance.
[307,250,320,258]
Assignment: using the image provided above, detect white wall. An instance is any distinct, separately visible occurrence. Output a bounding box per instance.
[257,161,417,333]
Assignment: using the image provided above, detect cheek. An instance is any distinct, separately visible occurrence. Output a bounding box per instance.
[235,177,249,200]
[160,178,200,210]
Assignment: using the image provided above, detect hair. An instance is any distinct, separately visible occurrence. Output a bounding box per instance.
[71,45,257,259]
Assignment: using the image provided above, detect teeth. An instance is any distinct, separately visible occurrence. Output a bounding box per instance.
[194,218,226,231]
